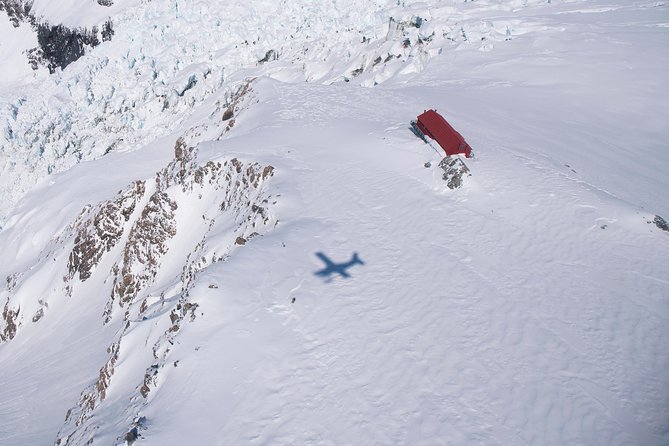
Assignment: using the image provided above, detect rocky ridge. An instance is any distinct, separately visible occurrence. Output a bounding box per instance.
[1,94,278,442]
[52,137,277,445]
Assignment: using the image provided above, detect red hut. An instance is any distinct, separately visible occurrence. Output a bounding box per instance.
[412,109,473,158]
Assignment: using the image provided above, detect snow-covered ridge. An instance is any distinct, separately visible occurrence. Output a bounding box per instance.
[1,80,277,444]
[1,0,555,222]
[55,142,277,446]
[2,118,278,443]
[2,128,277,335]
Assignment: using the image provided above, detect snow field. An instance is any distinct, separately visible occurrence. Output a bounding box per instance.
[0,0,667,445]
[132,77,667,445]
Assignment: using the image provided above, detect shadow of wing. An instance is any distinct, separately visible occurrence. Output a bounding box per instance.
[315,252,335,268]
[337,269,351,278]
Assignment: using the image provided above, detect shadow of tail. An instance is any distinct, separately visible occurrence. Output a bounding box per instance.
[351,252,364,266]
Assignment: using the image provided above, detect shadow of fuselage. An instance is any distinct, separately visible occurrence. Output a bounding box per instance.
[314,252,364,282]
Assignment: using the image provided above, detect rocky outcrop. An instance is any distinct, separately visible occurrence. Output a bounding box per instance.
[0,0,34,27]
[67,181,146,282]
[654,215,668,232]
[0,303,19,342]
[1,133,277,446]
[218,80,253,135]
[106,190,177,321]
[54,136,277,445]
[439,156,471,189]
[34,22,105,73]
[1,0,115,73]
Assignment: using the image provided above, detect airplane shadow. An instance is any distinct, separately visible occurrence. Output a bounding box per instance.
[313,252,364,283]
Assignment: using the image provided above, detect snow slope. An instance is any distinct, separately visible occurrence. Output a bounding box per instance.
[1,1,668,445]
[0,12,39,87]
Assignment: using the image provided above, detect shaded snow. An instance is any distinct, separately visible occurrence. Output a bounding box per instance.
[0,15,42,90]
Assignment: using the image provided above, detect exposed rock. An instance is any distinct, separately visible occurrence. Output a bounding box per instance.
[1,303,19,341]
[122,416,147,446]
[140,364,159,398]
[34,22,102,73]
[55,135,278,441]
[439,156,471,189]
[31,307,44,323]
[68,180,146,282]
[654,215,668,232]
[56,339,121,445]
[6,273,18,291]
[124,428,138,446]
[101,19,114,42]
[0,0,34,27]
[222,106,234,121]
[258,49,278,64]
[157,138,200,191]
[219,80,252,130]
[262,165,274,179]
[109,190,178,314]
[1,1,115,72]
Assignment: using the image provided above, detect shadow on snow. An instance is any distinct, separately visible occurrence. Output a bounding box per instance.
[313,252,364,282]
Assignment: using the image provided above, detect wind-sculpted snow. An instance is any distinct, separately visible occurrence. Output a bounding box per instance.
[0,1,668,445]
[1,0,554,221]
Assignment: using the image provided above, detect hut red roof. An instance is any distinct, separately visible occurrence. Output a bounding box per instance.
[415,110,472,158]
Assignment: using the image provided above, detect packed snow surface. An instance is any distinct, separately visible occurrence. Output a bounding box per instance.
[0,1,668,445]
